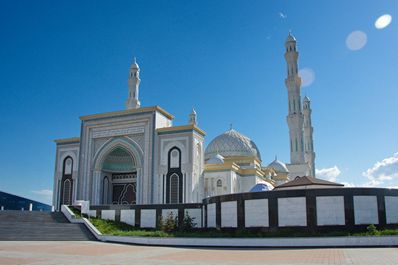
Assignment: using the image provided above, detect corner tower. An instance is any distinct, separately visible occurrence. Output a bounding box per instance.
[126,58,141,109]
[285,32,305,164]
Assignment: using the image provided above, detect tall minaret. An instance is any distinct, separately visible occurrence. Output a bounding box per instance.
[126,58,141,109]
[303,96,316,177]
[285,32,305,164]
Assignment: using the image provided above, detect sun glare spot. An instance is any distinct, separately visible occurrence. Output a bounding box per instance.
[375,14,392,29]
[299,68,315,87]
[346,31,367,51]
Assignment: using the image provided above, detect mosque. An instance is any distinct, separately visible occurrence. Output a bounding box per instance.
[53,33,316,210]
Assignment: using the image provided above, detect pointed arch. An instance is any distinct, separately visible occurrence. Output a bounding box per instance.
[92,137,143,205]
[93,137,143,171]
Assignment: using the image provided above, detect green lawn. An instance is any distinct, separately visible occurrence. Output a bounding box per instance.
[88,217,398,238]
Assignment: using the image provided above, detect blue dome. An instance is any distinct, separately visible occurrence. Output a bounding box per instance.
[250,182,274,192]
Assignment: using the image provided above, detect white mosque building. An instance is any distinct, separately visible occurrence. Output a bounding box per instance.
[53,33,315,210]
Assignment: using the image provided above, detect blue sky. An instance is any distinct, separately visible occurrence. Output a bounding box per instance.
[0,0,397,205]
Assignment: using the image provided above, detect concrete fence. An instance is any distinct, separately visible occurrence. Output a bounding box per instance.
[88,203,203,228]
[86,188,398,232]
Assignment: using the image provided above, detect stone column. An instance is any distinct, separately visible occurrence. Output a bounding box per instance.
[92,170,102,205]
[136,168,142,204]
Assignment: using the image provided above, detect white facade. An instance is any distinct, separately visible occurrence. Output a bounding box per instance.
[53,60,205,210]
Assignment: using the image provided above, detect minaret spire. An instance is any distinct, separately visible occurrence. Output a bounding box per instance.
[126,57,141,109]
[303,96,316,177]
[284,32,305,164]
[189,108,197,125]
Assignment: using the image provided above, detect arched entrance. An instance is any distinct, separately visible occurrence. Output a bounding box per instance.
[100,147,137,205]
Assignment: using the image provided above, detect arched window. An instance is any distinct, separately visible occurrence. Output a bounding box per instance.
[217,179,222,187]
[216,179,223,195]
[170,173,179,204]
[62,179,72,205]
[169,147,181,169]
[166,147,183,204]
[60,157,73,207]
[64,157,73,175]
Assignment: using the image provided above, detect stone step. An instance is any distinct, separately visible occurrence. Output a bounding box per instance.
[0,211,95,241]
[0,211,68,223]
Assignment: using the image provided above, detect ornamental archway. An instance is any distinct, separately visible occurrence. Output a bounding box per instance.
[92,137,144,205]
[101,147,137,204]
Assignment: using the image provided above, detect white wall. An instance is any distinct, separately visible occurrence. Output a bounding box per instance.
[101,210,115,221]
[316,196,345,226]
[221,201,237,228]
[141,209,156,228]
[353,196,378,225]
[204,171,232,197]
[239,175,257,192]
[278,197,306,226]
[88,210,97,218]
[245,199,269,227]
[207,203,216,228]
[120,210,135,226]
[385,196,398,224]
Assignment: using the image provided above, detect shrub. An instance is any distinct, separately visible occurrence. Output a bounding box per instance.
[159,212,178,233]
[181,211,196,231]
[367,224,379,235]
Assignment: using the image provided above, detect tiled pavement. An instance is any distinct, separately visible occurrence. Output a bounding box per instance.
[0,241,397,265]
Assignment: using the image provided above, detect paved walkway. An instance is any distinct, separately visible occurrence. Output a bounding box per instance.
[0,241,397,265]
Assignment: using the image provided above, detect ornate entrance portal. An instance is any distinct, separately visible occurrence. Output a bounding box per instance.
[101,147,138,205]
[111,173,137,204]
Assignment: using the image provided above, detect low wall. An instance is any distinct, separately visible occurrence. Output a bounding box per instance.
[89,203,203,228]
[88,188,398,232]
[203,187,398,232]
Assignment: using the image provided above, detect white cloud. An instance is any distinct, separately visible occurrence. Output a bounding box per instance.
[316,166,341,182]
[346,30,367,51]
[362,153,398,187]
[278,12,287,19]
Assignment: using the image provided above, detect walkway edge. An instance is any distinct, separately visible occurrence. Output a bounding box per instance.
[98,234,398,248]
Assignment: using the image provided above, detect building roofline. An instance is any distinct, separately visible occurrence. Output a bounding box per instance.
[54,137,80,144]
[156,124,206,136]
[79,106,174,121]
[275,176,344,189]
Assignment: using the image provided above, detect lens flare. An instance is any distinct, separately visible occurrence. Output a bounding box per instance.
[375,14,392,29]
[346,31,367,51]
[299,68,315,87]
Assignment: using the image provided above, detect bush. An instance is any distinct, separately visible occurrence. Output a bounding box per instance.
[181,211,196,231]
[367,224,379,235]
[159,212,178,233]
